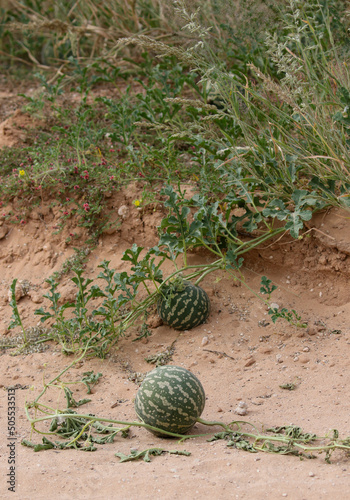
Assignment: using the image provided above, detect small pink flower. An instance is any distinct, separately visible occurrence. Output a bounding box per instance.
[74,185,79,190]
[83,203,90,212]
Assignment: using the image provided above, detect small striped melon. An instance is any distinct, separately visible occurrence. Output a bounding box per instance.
[157,280,210,331]
[135,366,205,436]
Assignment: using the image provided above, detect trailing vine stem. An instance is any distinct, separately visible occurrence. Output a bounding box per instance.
[23,346,350,462]
[120,226,287,334]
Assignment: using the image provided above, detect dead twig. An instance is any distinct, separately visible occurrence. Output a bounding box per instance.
[203,349,235,360]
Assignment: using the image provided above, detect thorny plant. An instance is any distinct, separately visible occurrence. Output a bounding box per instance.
[22,345,350,463]
[8,183,308,356]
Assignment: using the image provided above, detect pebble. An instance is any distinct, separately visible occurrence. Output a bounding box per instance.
[244,357,256,367]
[201,336,209,346]
[118,205,129,219]
[299,355,310,364]
[8,283,24,302]
[234,401,248,416]
[309,472,315,477]
[259,346,273,354]
[28,291,43,304]
[307,325,317,336]
[303,347,310,352]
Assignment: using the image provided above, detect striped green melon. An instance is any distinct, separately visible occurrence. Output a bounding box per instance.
[135,365,205,436]
[157,280,210,330]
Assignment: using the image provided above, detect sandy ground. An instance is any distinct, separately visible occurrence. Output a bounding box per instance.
[1,94,350,500]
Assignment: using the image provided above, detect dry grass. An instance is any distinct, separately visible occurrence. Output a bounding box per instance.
[2,0,286,67]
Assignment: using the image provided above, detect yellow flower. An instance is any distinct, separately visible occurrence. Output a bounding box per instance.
[19,170,25,177]
[133,200,141,207]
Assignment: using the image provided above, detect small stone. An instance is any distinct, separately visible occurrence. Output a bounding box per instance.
[58,285,76,305]
[8,283,24,302]
[309,472,315,477]
[118,205,129,219]
[244,357,256,367]
[259,346,273,354]
[299,355,310,364]
[28,291,43,304]
[303,347,310,352]
[234,408,248,416]
[201,336,209,346]
[307,325,317,336]
[270,302,279,310]
[234,402,248,416]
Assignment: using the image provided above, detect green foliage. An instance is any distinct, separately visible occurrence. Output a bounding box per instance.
[4,0,350,474]
[259,276,306,328]
[34,261,136,356]
[259,276,277,299]
[115,448,191,463]
[8,279,27,344]
[268,307,308,329]
[23,353,350,463]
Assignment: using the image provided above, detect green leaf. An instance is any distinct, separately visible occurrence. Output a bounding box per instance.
[115,448,190,463]
[64,387,91,408]
[81,371,103,394]
[262,199,288,220]
[121,244,144,265]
